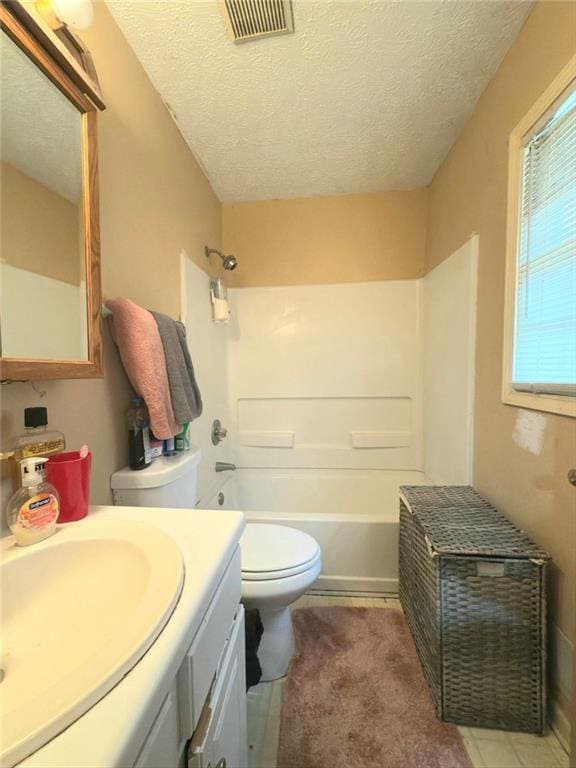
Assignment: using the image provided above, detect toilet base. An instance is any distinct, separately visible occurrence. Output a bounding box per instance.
[257,607,294,681]
[241,550,322,681]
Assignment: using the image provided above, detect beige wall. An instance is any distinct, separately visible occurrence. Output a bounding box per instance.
[426,0,576,656]
[1,1,221,504]
[223,190,428,287]
[1,161,81,285]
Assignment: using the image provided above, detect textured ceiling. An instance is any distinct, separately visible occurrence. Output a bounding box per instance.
[1,33,82,203]
[107,0,532,202]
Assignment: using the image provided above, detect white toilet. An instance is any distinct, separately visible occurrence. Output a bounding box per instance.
[240,523,321,680]
[111,450,321,682]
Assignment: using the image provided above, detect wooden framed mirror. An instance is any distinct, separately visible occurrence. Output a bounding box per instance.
[0,0,105,380]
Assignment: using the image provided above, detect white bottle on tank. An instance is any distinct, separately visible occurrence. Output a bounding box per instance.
[110,449,201,508]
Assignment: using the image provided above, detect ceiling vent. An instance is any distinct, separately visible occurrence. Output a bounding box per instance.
[222,0,294,44]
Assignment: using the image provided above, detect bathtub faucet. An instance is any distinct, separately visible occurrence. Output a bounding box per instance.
[215,462,236,473]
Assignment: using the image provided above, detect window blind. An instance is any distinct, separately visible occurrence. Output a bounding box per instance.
[513,88,576,396]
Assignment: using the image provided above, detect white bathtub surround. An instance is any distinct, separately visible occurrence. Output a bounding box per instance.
[423,234,478,485]
[208,468,429,593]
[227,280,423,471]
[181,253,232,503]
[219,276,477,597]
[182,269,479,499]
[226,271,478,481]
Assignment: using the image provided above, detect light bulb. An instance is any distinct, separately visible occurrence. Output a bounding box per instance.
[51,0,94,30]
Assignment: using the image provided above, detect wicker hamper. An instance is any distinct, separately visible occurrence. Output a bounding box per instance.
[399,485,550,734]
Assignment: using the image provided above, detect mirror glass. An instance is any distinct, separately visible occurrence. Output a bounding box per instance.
[0,32,88,361]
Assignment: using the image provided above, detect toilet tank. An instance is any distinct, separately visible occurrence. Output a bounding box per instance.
[111,448,202,509]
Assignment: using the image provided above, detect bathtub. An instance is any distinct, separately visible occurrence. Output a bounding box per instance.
[206,468,430,594]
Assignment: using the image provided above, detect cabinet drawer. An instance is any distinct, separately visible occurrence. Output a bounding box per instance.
[178,547,241,735]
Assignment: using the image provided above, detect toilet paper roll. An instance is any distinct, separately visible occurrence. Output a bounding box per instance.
[212,295,230,323]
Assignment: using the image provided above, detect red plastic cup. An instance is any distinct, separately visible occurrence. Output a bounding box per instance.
[46,451,92,523]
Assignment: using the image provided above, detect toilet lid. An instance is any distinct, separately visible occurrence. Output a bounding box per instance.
[241,524,320,577]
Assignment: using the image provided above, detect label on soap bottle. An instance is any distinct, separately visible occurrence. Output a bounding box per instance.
[17,493,59,530]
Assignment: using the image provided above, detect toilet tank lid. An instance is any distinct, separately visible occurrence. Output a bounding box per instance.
[111,448,202,490]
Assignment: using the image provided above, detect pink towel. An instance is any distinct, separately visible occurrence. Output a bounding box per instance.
[106,298,180,440]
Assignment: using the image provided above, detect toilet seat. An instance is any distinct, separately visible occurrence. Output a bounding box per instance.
[241,524,321,581]
[242,549,321,581]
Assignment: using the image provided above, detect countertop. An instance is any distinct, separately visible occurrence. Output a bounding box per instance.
[14,505,245,768]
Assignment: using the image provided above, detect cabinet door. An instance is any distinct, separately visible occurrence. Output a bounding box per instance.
[135,687,180,768]
[210,635,245,768]
[188,607,247,768]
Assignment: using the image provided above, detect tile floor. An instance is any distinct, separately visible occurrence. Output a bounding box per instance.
[246,594,570,768]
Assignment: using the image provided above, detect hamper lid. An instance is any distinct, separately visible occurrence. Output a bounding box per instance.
[400,485,550,560]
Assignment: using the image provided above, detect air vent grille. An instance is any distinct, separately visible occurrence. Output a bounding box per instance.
[222,0,294,43]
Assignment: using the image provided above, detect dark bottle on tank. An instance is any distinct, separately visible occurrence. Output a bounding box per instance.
[127,396,152,471]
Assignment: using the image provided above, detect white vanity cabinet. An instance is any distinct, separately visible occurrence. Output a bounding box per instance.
[134,548,247,768]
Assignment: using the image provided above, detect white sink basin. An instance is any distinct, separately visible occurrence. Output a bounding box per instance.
[0,519,184,767]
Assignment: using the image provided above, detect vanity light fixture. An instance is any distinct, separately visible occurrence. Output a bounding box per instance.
[36,0,94,30]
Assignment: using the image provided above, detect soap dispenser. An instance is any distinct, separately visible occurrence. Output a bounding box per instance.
[6,457,60,546]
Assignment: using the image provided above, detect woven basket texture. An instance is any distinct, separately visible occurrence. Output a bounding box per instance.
[399,485,549,734]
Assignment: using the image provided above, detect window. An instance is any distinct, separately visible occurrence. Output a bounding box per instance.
[503,59,576,418]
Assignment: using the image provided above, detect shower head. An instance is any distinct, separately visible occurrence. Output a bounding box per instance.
[222,255,238,271]
[205,246,238,271]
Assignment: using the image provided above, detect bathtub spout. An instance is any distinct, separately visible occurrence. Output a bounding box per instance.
[215,462,237,473]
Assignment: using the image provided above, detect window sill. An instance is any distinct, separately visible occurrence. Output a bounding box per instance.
[502,387,576,418]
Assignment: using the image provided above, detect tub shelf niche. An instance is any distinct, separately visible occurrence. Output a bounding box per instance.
[351,432,411,449]
[239,431,295,448]
[235,396,419,468]
[238,431,412,449]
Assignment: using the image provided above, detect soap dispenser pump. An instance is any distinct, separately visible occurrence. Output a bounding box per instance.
[6,457,60,546]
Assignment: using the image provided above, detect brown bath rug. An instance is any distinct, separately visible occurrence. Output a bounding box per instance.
[277,607,472,768]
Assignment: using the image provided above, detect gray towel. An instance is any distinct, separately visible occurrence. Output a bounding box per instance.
[152,312,203,424]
